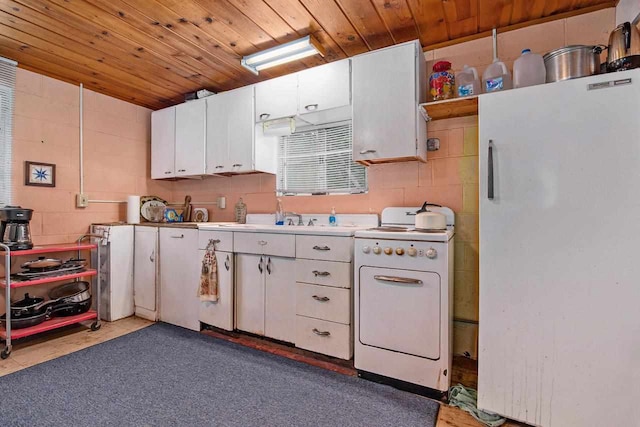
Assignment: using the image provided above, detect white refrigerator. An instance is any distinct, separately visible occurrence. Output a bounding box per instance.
[478,69,640,427]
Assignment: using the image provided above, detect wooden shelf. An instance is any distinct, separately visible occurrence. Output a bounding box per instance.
[1,269,97,288]
[420,96,478,122]
[0,310,98,340]
[0,243,97,257]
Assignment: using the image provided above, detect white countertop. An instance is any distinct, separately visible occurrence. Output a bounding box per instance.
[197,222,373,237]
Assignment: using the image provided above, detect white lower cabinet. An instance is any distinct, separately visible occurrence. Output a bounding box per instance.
[264,256,295,343]
[133,226,158,321]
[235,253,296,343]
[159,228,201,331]
[235,254,265,335]
[294,235,354,360]
[198,250,234,331]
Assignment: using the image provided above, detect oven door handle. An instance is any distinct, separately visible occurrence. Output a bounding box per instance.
[374,275,423,285]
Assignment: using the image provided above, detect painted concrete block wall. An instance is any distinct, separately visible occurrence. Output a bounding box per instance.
[11,69,169,245]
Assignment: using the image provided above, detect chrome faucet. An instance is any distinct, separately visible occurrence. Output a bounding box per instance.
[284,212,304,226]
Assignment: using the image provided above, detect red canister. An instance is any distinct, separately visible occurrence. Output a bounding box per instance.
[429,61,455,101]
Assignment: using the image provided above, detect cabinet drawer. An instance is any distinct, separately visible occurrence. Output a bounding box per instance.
[198,230,233,252]
[296,283,350,324]
[295,259,352,288]
[295,316,352,360]
[234,232,295,257]
[296,235,353,261]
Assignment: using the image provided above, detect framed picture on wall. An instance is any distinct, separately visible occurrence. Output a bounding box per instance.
[25,161,56,187]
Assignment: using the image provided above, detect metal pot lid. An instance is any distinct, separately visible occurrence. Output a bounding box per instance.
[543,45,601,61]
[11,293,44,308]
[21,257,62,270]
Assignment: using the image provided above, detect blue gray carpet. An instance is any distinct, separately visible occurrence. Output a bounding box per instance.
[0,323,439,427]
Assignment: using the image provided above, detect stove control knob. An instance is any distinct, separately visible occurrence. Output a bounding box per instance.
[383,247,393,255]
[395,247,405,256]
[426,247,437,259]
[373,246,382,255]
[407,248,417,257]
[362,246,371,254]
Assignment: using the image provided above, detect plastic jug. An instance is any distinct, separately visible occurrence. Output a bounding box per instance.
[482,59,512,93]
[456,65,480,97]
[513,49,546,88]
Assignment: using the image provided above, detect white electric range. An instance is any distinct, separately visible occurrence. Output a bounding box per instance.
[353,206,454,394]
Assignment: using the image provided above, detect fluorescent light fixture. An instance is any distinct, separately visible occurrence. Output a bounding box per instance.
[241,35,325,75]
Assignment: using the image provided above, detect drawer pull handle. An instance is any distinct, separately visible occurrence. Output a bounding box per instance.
[232,163,242,168]
[164,171,172,174]
[305,103,318,111]
[312,270,330,277]
[359,149,377,155]
[215,165,224,169]
[266,257,272,275]
[258,256,263,273]
[312,245,330,251]
[312,328,331,337]
[178,169,186,172]
[258,240,268,246]
[149,250,155,263]
[224,254,230,271]
[374,275,423,285]
[259,113,270,120]
[171,234,184,239]
[312,295,330,302]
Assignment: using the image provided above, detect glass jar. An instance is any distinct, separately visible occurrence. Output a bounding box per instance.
[429,61,455,101]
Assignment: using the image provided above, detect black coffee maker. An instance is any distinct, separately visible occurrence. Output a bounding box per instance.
[0,206,34,250]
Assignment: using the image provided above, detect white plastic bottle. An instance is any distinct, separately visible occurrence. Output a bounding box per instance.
[513,49,546,88]
[456,65,481,97]
[329,207,336,226]
[275,198,285,225]
[482,58,512,93]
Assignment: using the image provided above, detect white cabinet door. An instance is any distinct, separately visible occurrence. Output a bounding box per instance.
[352,41,421,162]
[151,106,175,179]
[175,99,206,177]
[298,59,350,114]
[205,94,229,174]
[255,73,298,122]
[264,256,296,343]
[199,250,234,331]
[227,86,255,173]
[235,254,265,335]
[134,227,157,315]
[159,228,200,331]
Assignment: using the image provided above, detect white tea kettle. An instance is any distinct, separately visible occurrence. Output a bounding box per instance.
[415,202,447,230]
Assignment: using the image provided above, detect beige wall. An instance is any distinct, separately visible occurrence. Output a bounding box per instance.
[11,68,172,245]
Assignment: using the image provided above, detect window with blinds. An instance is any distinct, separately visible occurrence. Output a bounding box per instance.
[0,57,16,207]
[277,122,367,196]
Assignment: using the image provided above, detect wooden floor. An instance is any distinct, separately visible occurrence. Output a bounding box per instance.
[0,317,523,427]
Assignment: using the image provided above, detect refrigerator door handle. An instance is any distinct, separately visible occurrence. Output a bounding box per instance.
[488,140,494,200]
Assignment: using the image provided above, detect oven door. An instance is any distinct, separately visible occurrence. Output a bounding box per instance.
[358,266,441,359]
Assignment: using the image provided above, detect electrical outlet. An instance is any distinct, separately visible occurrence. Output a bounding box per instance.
[76,194,89,208]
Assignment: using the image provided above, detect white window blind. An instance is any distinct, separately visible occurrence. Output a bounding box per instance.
[277,122,367,196]
[0,57,16,207]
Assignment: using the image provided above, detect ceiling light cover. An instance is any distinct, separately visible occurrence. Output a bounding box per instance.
[241,35,325,75]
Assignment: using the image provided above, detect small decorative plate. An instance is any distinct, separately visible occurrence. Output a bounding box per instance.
[140,196,167,222]
[192,208,209,222]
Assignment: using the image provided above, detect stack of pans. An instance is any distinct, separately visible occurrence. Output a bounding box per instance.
[1,281,93,329]
[14,257,87,280]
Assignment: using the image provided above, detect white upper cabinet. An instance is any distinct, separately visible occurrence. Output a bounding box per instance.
[207,86,277,175]
[175,98,206,177]
[255,73,298,122]
[151,106,176,179]
[254,60,352,124]
[352,40,427,164]
[298,59,351,124]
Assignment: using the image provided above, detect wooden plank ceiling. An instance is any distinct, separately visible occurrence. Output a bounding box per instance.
[0,0,615,109]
